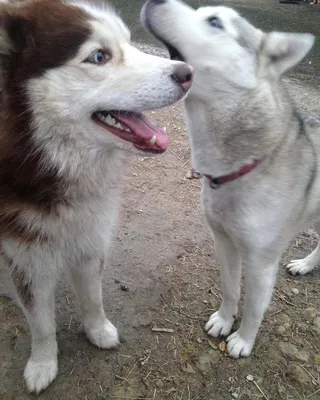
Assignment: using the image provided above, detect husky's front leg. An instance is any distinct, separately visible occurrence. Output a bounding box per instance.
[205,231,242,337]
[227,256,279,358]
[10,267,58,393]
[69,257,119,349]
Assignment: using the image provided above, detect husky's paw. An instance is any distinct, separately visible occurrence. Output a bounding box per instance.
[85,319,120,349]
[286,258,316,276]
[205,311,235,337]
[226,331,254,358]
[24,358,58,393]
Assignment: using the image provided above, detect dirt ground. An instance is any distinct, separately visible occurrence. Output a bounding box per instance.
[1,2,320,400]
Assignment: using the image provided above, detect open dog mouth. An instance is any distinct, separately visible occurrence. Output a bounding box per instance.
[162,41,185,62]
[92,111,168,153]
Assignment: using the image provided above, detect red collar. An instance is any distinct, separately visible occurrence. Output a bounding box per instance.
[204,159,262,189]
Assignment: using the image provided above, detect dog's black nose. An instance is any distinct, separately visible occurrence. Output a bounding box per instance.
[171,63,194,92]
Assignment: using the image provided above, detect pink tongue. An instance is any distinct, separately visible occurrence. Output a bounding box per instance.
[111,111,168,150]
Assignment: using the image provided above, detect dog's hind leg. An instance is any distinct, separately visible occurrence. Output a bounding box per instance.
[226,254,280,358]
[286,223,320,275]
[11,268,58,394]
[205,231,241,338]
[69,257,119,349]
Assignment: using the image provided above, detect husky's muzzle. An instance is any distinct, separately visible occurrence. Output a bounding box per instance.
[141,0,185,62]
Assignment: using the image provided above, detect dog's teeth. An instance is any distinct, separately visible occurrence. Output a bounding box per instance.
[115,122,123,130]
[163,127,167,131]
[149,135,157,145]
[124,127,131,132]
[106,114,116,126]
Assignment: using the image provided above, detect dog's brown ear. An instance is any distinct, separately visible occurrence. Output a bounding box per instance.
[261,32,314,77]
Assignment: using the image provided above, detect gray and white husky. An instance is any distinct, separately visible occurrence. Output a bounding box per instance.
[142,0,319,358]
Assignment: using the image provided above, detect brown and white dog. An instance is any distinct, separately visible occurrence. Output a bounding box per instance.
[0,0,192,393]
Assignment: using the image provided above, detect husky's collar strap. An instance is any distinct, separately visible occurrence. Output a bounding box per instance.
[204,159,262,189]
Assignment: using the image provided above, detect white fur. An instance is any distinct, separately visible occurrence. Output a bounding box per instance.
[142,0,318,359]
[2,2,189,393]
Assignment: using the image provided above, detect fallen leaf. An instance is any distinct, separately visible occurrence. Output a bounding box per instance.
[219,341,227,352]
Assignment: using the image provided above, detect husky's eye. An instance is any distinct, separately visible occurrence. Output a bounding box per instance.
[208,16,223,29]
[85,49,110,65]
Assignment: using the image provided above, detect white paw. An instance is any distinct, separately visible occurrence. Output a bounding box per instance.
[286,258,315,276]
[24,358,58,393]
[205,311,234,337]
[85,319,119,349]
[226,331,254,358]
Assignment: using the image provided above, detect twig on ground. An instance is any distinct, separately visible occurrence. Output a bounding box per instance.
[252,380,269,400]
[151,327,174,333]
[160,294,207,321]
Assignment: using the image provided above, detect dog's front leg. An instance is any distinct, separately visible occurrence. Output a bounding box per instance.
[69,257,119,349]
[205,230,242,337]
[11,268,58,394]
[226,256,279,358]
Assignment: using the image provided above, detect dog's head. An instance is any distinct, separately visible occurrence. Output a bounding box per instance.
[141,0,314,100]
[0,0,193,156]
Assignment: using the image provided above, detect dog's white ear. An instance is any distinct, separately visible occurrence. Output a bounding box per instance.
[263,32,314,76]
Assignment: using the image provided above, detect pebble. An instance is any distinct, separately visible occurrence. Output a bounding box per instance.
[306,307,317,320]
[287,363,311,386]
[155,379,163,389]
[291,288,299,295]
[313,316,320,328]
[120,284,129,292]
[279,342,310,363]
[231,393,239,399]
[315,354,320,365]
[246,375,254,381]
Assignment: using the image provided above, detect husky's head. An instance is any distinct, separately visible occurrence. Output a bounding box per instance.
[0,0,193,158]
[141,0,314,99]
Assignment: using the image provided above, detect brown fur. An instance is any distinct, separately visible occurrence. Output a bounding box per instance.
[0,0,91,246]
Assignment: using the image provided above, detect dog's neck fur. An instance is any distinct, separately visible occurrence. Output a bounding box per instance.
[184,78,297,177]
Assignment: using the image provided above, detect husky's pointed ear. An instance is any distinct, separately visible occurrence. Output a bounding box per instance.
[262,32,314,76]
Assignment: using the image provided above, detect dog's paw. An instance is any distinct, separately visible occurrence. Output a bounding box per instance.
[286,258,316,276]
[226,331,254,358]
[85,319,120,349]
[24,358,58,393]
[205,311,234,337]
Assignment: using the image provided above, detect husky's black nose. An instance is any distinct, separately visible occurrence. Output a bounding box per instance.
[172,63,194,92]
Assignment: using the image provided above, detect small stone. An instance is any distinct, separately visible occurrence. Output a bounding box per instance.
[231,393,239,399]
[155,379,163,389]
[287,363,311,386]
[277,325,287,335]
[277,313,292,327]
[291,288,299,295]
[306,307,317,320]
[315,354,320,365]
[296,323,307,333]
[313,316,320,328]
[197,337,202,343]
[203,300,208,304]
[183,363,196,374]
[246,375,254,381]
[279,342,310,363]
[114,279,120,284]
[185,170,194,179]
[120,284,129,292]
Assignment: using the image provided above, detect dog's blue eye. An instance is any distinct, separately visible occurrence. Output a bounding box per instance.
[208,16,223,29]
[86,50,109,65]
